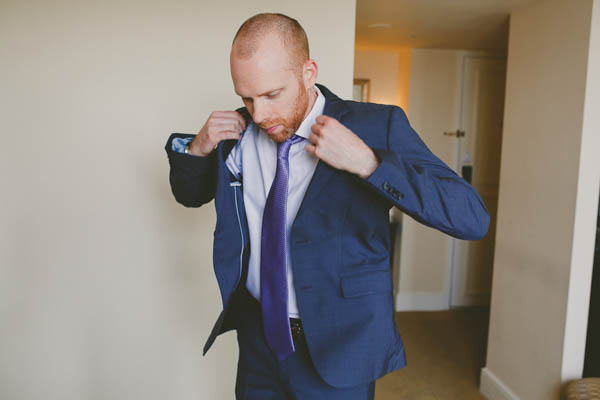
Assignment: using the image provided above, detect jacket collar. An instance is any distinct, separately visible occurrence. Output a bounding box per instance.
[220,107,251,163]
[219,84,350,214]
[220,83,349,160]
[316,83,350,122]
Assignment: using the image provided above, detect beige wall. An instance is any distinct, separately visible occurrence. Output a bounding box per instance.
[0,1,356,399]
[401,49,462,295]
[481,1,600,399]
[397,49,411,114]
[353,49,411,112]
[353,49,411,296]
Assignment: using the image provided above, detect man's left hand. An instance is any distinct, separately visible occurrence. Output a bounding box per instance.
[306,115,379,179]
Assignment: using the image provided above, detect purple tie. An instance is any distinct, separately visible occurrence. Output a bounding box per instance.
[260,134,303,361]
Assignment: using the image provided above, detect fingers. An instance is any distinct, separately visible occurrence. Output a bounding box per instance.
[306,130,321,158]
[203,110,246,146]
[307,115,343,161]
[205,128,241,144]
[209,121,245,134]
[232,111,247,130]
[312,114,338,136]
[304,142,317,156]
[194,110,246,155]
[310,123,322,136]
[211,110,247,124]
[209,111,247,131]
[220,130,241,140]
[315,114,327,125]
[309,120,324,149]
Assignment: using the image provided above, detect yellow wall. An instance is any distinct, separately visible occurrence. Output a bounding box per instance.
[353,48,411,113]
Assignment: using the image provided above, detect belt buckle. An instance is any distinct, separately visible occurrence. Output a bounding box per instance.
[290,318,303,338]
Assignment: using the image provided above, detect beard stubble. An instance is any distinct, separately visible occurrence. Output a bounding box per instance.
[260,80,310,143]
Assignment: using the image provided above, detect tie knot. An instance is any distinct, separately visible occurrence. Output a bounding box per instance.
[277,134,303,159]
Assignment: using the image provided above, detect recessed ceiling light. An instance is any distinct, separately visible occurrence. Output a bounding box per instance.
[367,23,393,29]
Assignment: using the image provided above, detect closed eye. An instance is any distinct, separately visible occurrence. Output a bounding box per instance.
[267,91,280,99]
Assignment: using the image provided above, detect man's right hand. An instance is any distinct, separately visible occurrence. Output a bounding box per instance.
[188,111,247,157]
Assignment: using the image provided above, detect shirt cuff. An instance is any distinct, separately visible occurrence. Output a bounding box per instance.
[172,137,193,153]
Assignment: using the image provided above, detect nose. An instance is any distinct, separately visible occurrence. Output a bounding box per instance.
[250,100,269,125]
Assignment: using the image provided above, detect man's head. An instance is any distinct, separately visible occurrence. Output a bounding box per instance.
[230,13,318,142]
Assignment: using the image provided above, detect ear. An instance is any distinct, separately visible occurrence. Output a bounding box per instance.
[302,59,318,88]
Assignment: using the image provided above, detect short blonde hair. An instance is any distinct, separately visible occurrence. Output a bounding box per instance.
[232,13,309,70]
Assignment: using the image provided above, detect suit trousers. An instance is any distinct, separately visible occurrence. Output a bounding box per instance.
[232,286,376,400]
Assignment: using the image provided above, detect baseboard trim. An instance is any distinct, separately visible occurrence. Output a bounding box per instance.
[394,292,449,311]
[480,367,519,400]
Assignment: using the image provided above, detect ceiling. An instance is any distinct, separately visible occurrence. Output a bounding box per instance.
[355,0,539,51]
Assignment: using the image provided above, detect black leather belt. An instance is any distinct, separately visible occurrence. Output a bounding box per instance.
[290,318,303,338]
[239,286,304,339]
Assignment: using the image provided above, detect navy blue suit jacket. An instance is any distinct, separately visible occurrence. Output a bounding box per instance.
[164,84,489,388]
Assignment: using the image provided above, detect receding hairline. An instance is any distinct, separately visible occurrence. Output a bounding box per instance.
[231,13,310,69]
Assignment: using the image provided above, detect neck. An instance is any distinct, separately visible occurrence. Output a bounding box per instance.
[302,86,318,120]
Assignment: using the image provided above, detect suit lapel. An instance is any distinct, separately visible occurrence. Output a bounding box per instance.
[220,106,253,167]
[221,85,351,220]
[295,84,350,219]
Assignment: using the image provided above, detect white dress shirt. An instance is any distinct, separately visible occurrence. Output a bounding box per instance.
[225,85,325,318]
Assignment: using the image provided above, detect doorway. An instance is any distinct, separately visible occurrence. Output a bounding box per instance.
[353,1,516,398]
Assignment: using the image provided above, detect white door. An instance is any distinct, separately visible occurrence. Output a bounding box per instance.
[450,56,507,307]
[397,50,505,311]
[397,49,462,311]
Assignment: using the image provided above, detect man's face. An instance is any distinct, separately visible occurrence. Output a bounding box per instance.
[230,34,310,143]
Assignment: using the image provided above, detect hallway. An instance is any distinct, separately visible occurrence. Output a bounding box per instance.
[376,308,490,400]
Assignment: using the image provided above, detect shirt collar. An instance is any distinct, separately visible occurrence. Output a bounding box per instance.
[294,85,325,140]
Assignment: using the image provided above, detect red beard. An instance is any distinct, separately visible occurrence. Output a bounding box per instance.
[259,82,309,143]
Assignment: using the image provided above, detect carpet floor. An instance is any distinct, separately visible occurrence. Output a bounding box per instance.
[375,308,490,400]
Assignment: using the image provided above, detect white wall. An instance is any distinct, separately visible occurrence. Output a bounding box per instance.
[0,1,356,399]
[481,0,600,399]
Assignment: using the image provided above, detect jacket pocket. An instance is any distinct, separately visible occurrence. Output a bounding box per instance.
[340,269,393,298]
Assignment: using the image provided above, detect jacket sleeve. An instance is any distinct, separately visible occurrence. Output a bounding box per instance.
[363,106,490,240]
[164,132,218,208]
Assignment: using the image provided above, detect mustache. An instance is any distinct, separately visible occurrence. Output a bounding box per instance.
[258,119,285,130]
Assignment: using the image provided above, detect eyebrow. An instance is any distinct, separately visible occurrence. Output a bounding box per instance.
[239,87,283,100]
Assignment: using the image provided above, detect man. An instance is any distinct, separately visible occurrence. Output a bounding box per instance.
[164,13,489,400]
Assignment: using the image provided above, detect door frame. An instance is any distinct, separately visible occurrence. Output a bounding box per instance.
[447,52,507,309]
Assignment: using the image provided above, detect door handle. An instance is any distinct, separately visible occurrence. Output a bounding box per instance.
[443,129,465,138]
